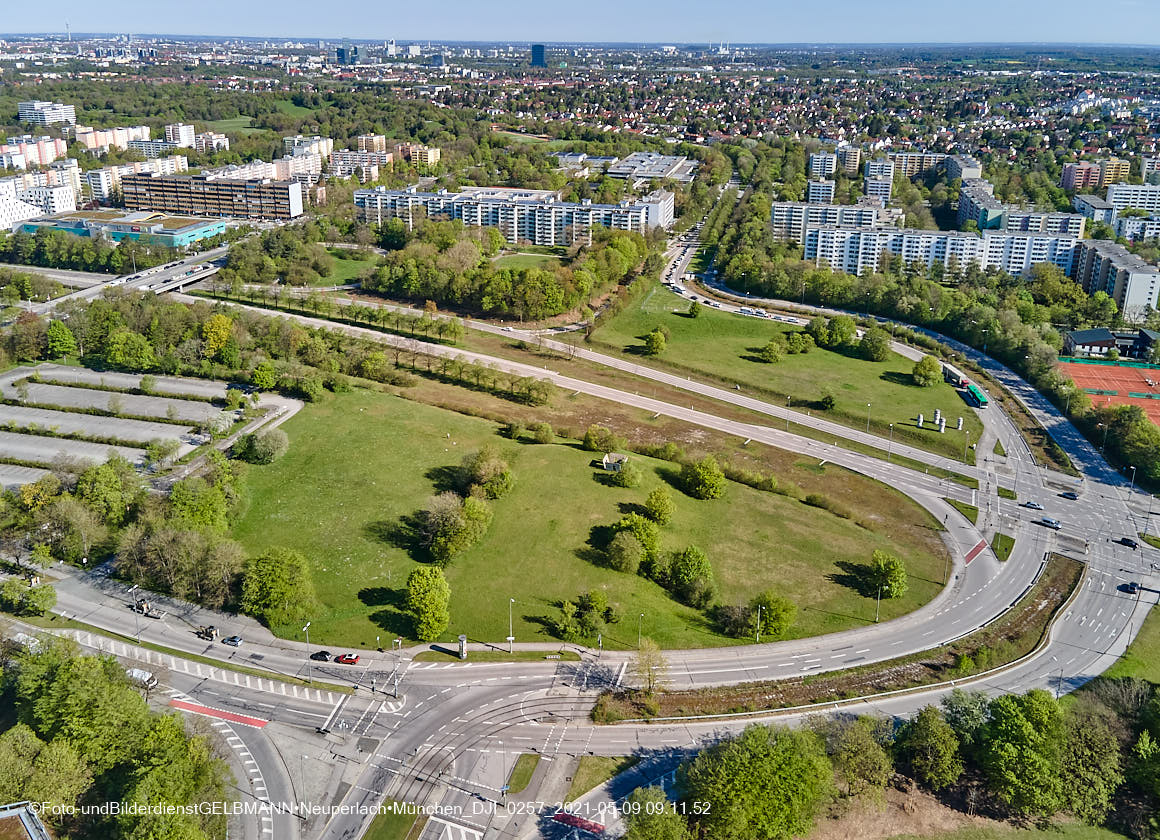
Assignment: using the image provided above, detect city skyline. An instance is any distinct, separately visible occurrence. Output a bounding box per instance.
[3,0,1159,46]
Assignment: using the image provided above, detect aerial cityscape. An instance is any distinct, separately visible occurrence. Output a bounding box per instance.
[0,9,1160,840]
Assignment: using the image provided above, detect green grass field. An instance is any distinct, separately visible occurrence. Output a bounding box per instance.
[231,389,946,649]
[566,756,639,801]
[990,532,1015,562]
[506,754,540,795]
[945,498,979,525]
[590,284,984,462]
[1101,603,1160,682]
[205,116,265,136]
[492,130,550,144]
[272,98,315,117]
[325,250,380,285]
[492,253,562,270]
[363,801,424,840]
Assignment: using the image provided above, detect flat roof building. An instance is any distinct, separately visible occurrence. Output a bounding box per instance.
[18,100,76,125]
[605,151,697,183]
[1003,210,1086,238]
[837,146,861,176]
[1061,162,1102,191]
[163,123,196,148]
[864,158,895,180]
[121,172,303,220]
[770,200,888,242]
[1106,183,1160,214]
[1074,239,1160,322]
[806,179,836,205]
[946,154,983,182]
[889,151,946,178]
[809,152,838,179]
[1074,194,1116,224]
[958,180,1005,229]
[865,176,893,203]
[354,185,673,246]
[20,209,227,248]
[1114,214,1160,243]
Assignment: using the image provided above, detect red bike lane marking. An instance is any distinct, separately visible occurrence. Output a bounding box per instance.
[169,698,268,729]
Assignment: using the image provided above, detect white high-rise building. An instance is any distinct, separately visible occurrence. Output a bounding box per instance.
[808,152,837,179]
[17,100,76,125]
[164,123,197,148]
[19,185,77,215]
[806,179,836,204]
[1106,183,1160,213]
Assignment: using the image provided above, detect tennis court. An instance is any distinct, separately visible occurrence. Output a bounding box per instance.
[1058,357,1160,426]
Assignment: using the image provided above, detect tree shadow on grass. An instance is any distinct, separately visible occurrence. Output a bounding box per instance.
[827,559,877,598]
[880,370,917,387]
[616,501,649,518]
[656,466,684,493]
[363,515,429,563]
[424,464,461,494]
[367,608,413,637]
[357,587,407,609]
[740,348,772,364]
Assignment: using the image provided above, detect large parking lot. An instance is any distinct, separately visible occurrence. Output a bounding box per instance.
[0,365,237,478]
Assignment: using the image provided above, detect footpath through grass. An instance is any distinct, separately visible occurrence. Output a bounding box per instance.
[232,389,946,650]
[591,283,984,462]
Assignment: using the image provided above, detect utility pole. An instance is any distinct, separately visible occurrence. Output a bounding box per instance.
[303,622,312,684]
[638,613,644,649]
[507,597,515,653]
[888,423,894,461]
[875,585,882,623]
[755,604,764,643]
[866,402,872,433]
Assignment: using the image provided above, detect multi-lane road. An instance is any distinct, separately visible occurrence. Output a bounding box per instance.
[9,221,1159,840]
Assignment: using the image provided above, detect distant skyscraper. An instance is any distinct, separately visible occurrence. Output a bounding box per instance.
[531,44,547,67]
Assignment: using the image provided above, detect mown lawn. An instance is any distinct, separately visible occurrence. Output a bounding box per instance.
[1101,603,1160,683]
[492,253,563,270]
[325,250,381,285]
[232,389,946,649]
[590,283,984,462]
[205,116,265,136]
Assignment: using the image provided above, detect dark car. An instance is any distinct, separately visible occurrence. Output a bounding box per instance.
[222,635,243,647]
[1120,537,1139,550]
[1060,491,1079,500]
[1126,581,1140,595]
[310,650,332,662]
[335,654,361,665]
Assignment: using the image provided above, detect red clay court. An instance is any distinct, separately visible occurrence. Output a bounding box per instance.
[1058,358,1160,426]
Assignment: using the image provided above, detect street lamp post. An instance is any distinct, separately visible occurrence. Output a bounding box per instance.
[1099,422,1110,454]
[887,423,894,461]
[755,604,764,644]
[507,597,515,653]
[1146,495,1155,538]
[303,622,312,684]
[1128,465,1137,496]
[875,585,882,623]
[786,397,791,432]
[963,429,971,462]
[865,402,872,434]
[638,613,644,649]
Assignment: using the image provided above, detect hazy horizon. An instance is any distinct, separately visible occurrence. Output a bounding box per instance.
[3,0,1159,48]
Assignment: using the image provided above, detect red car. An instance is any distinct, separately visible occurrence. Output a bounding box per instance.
[335,654,360,665]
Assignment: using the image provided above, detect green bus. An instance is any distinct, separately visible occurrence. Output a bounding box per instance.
[965,384,989,408]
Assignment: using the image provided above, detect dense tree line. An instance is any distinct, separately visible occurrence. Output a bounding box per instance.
[0,637,230,840]
[622,682,1160,840]
[363,220,660,321]
[0,228,179,275]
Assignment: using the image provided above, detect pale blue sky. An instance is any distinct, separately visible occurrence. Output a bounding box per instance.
[5,0,1159,45]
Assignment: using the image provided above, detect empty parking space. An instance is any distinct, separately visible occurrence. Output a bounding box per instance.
[0,405,194,444]
[0,431,145,467]
[0,382,222,423]
[0,464,49,489]
[33,364,230,400]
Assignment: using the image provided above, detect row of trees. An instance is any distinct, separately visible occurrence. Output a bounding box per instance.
[627,682,1156,840]
[0,637,231,840]
[364,221,659,322]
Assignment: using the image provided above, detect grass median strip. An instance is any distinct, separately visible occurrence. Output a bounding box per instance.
[4,610,353,693]
[412,649,580,662]
[997,486,1016,501]
[945,498,979,524]
[592,553,1082,722]
[506,754,540,795]
[990,532,1015,562]
[566,756,641,802]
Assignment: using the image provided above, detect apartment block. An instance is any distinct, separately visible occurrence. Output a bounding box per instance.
[1074,239,1160,321]
[769,201,887,242]
[19,185,77,215]
[17,100,76,125]
[284,135,333,159]
[121,173,304,220]
[393,143,442,168]
[864,158,895,180]
[806,179,836,204]
[865,176,893,203]
[888,151,946,177]
[1098,158,1131,188]
[1114,215,1160,242]
[194,132,230,154]
[357,134,390,153]
[0,196,45,230]
[353,185,673,246]
[809,152,837,179]
[329,150,395,181]
[0,136,69,168]
[1106,183,1160,213]
[957,180,1005,229]
[1143,156,1160,185]
[1074,194,1117,224]
[163,123,197,148]
[127,139,183,159]
[804,226,1078,278]
[73,124,151,153]
[1,159,82,202]
[946,154,983,182]
[1061,162,1102,191]
[82,156,189,203]
[1003,210,1086,238]
[837,146,861,176]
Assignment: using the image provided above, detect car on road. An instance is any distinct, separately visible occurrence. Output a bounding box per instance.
[1125,581,1140,594]
[222,635,243,647]
[1119,537,1139,549]
[335,653,360,665]
[1060,491,1079,500]
[310,650,333,661]
[1023,501,1044,510]
[501,326,514,332]
[1040,517,1062,530]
